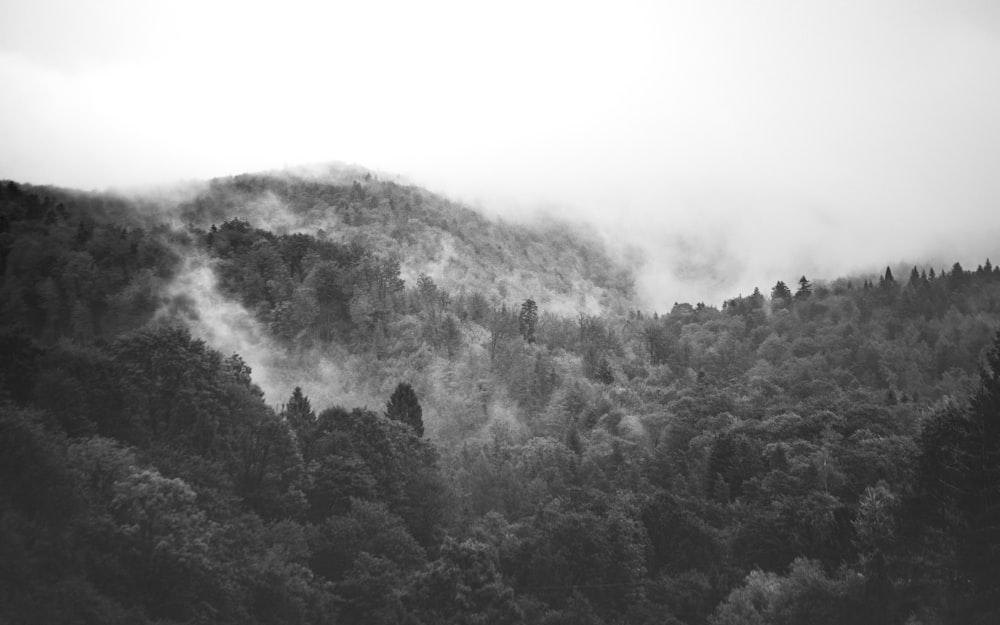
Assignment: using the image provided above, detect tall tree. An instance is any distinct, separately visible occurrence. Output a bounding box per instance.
[771,281,792,306]
[518,298,538,344]
[795,276,812,300]
[488,305,517,363]
[283,386,316,455]
[883,266,895,285]
[386,382,424,437]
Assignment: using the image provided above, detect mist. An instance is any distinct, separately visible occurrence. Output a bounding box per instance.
[3,0,1000,309]
[159,253,381,412]
[155,248,531,442]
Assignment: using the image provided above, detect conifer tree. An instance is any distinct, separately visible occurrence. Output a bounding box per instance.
[596,357,615,385]
[795,276,812,300]
[283,386,315,440]
[386,382,424,437]
[771,281,792,303]
[518,298,538,344]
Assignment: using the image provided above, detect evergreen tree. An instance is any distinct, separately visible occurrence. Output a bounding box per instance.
[795,276,812,300]
[949,262,967,291]
[771,281,792,303]
[386,382,424,437]
[596,357,615,384]
[518,298,538,344]
[283,386,315,451]
[883,266,895,285]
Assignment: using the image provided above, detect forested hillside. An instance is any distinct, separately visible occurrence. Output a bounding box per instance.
[3,173,1000,624]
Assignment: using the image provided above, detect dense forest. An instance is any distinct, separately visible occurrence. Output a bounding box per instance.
[3,173,1000,624]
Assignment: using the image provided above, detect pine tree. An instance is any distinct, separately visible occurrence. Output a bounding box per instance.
[518,298,538,344]
[283,386,315,454]
[795,276,812,300]
[771,281,792,303]
[386,382,424,437]
[596,357,615,385]
[949,262,967,291]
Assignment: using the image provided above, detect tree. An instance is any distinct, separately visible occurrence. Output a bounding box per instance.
[772,281,792,305]
[596,356,615,385]
[112,326,229,452]
[386,382,424,437]
[283,386,316,447]
[488,305,518,363]
[518,298,538,344]
[948,262,968,292]
[417,273,439,318]
[883,266,895,285]
[795,276,812,300]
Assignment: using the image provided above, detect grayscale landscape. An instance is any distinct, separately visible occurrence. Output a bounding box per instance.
[2,1,1000,624]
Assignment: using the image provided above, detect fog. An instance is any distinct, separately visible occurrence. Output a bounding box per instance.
[3,0,1000,308]
[158,253,384,411]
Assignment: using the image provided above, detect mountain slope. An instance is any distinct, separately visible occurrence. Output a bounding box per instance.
[170,169,636,314]
[4,170,1000,625]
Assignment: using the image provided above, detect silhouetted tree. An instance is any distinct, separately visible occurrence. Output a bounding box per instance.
[771,281,792,307]
[772,281,792,300]
[386,382,424,437]
[518,298,538,344]
[795,276,812,300]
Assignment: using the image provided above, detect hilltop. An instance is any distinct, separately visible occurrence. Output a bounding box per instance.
[173,169,635,314]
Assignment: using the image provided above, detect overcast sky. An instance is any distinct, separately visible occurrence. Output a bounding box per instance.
[3,0,1000,307]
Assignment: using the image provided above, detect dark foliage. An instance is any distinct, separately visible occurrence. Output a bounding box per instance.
[3,175,1000,624]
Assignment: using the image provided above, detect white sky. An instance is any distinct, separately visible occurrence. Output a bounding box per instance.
[3,0,1000,308]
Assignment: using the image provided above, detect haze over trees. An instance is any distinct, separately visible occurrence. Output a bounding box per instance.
[3,172,1000,624]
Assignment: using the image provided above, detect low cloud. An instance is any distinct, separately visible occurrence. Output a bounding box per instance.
[158,253,381,412]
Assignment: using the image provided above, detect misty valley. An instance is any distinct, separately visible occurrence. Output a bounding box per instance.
[3,170,1000,625]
